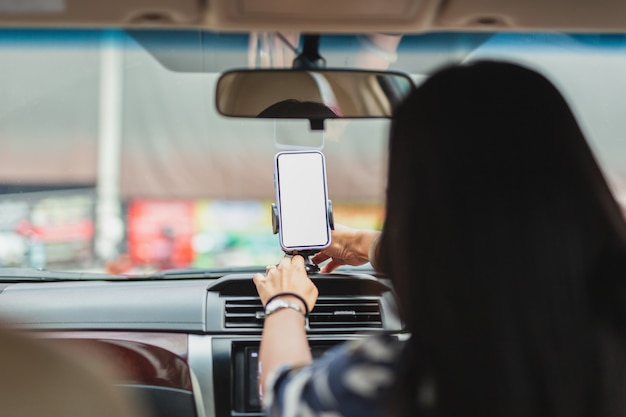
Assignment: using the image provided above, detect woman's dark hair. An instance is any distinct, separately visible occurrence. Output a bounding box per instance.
[380,61,626,417]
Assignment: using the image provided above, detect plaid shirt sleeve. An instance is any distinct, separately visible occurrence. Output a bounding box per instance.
[263,334,402,417]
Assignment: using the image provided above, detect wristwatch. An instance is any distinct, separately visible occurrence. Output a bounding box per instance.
[264,298,306,318]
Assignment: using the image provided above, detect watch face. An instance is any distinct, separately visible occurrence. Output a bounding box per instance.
[265,299,304,317]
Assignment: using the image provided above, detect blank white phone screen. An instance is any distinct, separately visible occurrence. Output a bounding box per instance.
[277,152,329,249]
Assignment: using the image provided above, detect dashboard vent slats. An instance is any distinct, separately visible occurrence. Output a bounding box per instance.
[224,299,263,328]
[308,299,382,329]
[224,297,382,330]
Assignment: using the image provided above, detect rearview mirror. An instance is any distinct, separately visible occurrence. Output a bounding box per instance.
[215,69,414,120]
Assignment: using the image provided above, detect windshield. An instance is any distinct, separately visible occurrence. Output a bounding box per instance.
[0,30,624,274]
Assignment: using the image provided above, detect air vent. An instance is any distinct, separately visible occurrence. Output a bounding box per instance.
[224,298,264,328]
[224,297,383,330]
[309,298,382,329]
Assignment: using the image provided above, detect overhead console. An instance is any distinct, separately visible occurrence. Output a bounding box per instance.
[0,0,202,27]
[0,0,440,31]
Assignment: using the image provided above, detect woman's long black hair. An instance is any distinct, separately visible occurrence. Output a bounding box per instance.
[380,61,626,417]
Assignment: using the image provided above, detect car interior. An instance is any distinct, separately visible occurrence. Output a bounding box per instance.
[0,1,625,417]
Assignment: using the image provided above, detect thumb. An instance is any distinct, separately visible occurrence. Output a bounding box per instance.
[311,252,330,265]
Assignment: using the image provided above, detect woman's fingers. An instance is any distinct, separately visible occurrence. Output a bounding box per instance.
[311,252,330,265]
[320,259,343,273]
[278,255,292,268]
[254,255,318,309]
[252,272,265,294]
[290,255,305,268]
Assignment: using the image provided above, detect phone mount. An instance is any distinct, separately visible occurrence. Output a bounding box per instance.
[288,251,321,273]
[272,200,334,273]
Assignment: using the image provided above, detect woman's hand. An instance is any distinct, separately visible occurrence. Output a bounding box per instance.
[311,225,381,273]
[253,255,318,311]
[254,255,317,392]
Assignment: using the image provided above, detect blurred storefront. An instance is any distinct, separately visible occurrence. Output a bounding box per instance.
[125,199,383,270]
[0,190,95,268]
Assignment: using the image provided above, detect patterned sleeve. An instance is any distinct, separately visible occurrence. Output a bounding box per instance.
[262,334,403,417]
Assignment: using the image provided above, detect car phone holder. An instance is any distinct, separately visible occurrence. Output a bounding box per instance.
[272,201,334,273]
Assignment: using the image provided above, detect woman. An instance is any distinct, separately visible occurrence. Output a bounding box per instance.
[253,61,626,417]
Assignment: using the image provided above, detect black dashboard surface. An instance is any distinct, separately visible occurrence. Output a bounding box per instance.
[0,273,402,333]
[0,279,211,331]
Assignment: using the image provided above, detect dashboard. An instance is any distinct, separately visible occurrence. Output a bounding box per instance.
[0,272,403,417]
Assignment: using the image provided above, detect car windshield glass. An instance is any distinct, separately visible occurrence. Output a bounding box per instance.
[0,30,624,275]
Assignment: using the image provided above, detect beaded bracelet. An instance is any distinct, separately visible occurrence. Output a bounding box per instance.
[264,292,310,318]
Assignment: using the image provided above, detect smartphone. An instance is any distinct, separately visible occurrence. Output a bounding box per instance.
[274,150,331,253]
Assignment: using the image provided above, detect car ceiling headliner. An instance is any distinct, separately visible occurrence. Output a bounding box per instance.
[0,0,623,34]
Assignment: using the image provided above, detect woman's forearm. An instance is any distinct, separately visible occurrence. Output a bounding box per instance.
[258,307,312,394]
[253,256,319,396]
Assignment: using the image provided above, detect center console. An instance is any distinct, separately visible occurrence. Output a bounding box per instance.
[212,338,347,416]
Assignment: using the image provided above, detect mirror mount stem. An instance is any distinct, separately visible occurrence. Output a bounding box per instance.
[309,118,325,131]
[292,34,326,69]
[292,35,328,130]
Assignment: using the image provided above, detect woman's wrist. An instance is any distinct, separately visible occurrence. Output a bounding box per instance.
[264,298,307,319]
[366,232,382,271]
[272,295,306,311]
[264,292,310,316]
[347,229,379,264]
